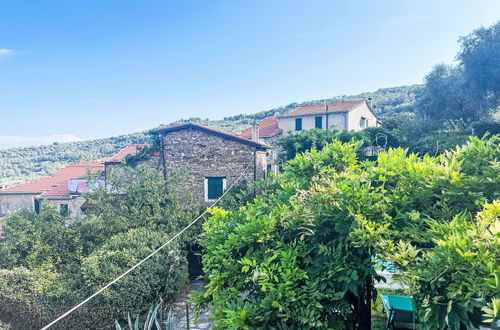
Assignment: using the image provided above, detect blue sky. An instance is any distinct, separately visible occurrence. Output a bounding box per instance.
[0,1,499,148]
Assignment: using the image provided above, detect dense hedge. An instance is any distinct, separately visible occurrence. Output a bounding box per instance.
[0,166,198,329]
[195,135,499,329]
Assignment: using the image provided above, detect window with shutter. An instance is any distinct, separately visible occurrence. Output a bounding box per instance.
[34,199,41,214]
[295,118,302,131]
[206,177,225,201]
[315,116,322,129]
[60,204,69,216]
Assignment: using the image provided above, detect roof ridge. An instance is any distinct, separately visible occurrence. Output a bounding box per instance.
[156,122,269,149]
[282,99,367,117]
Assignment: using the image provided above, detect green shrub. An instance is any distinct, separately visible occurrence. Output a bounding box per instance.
[195,135,499,329]
[390,201,500,329]
[277,128,369,163]
[81,228,188,315]
[0,166,195,328]
[0,207,81,270]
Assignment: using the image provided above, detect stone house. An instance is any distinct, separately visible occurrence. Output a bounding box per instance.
[156,123,268,203]
[277,100,379,136]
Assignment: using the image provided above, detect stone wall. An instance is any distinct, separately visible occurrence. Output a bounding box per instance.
[44,196,86,218]
[0,193,36,217]
[160,128,267,203]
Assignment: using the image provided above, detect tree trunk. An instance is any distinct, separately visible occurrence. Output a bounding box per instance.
[355,275,372,330]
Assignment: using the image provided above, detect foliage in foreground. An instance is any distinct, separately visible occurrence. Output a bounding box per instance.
[0,166,197,329]
[388,201,500,329]
[194,135,499,329]
[114,299,175,330]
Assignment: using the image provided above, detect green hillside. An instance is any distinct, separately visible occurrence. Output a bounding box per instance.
[0,85,421,188]
[0,133,150,187]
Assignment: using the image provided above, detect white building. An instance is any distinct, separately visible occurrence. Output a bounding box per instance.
[277,100,379,136]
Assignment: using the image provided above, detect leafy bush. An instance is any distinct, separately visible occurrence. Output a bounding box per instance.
[195,135,499,329]
[472,121,500,137]
[0,166,196,328]
[0,206,81,270]
[390,201,499,329]
[277,128,369,163]
[82,228,188,314]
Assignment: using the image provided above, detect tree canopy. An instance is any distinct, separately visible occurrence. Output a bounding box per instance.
[0,166,198,329]
[195,135,499,329]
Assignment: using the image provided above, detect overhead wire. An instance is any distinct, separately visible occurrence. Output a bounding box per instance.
[41,156,256,329]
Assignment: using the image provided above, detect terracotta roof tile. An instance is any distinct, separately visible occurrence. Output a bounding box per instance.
[0,162,103,196]
[283,100,366,117]
[0,144,147,197]
[239,117,281,139]
[106,144,152,163]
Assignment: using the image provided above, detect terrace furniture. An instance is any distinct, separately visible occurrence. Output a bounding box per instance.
[380,295,416,329]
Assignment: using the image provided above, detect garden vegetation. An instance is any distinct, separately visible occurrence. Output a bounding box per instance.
[194,135,499,329]
[0,166,199,329]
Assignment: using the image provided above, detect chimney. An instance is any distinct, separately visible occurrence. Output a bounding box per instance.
[251,121,259,142]
[324,101,329,130]
[367,97,373,109]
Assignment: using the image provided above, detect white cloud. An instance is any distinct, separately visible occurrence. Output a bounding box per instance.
[0,134,84,149]
[0,49,15,58]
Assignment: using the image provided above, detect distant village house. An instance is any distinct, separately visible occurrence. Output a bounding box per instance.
[277,100,378,135]
[237,99,380,172]
[0,145,147,227]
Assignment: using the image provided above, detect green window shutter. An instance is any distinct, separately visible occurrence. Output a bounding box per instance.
[207,177,224,199]
[34,199,41,214]
[295,118,302,131]
[60,204,69,217]
[315,116,322,129]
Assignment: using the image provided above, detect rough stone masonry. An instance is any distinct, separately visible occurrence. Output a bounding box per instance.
[158,124,268,204]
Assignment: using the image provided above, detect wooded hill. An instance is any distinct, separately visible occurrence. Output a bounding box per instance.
[0,85,421,188]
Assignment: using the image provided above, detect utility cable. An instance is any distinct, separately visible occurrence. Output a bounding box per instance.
[41,157,255,329]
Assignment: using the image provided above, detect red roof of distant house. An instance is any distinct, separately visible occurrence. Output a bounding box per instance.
[0,144,150,197]
[283,100,367,117]
[156,123,269,149]
[106,144,152,163]
[0,162,103,196]
[238,117,281,139]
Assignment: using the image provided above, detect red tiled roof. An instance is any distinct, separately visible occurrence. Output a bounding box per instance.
[0,162,103,196]
[283,100,366,117]
[0,144,148,197]
[238,117,281,139]
[106,144,152,163]
[156,123,269,149]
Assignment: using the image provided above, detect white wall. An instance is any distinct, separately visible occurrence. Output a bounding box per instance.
[347,103,378,131]
[276,103,378,136]
[0,193,87,219]
[327,113,347,130]
[278,113,348,136]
